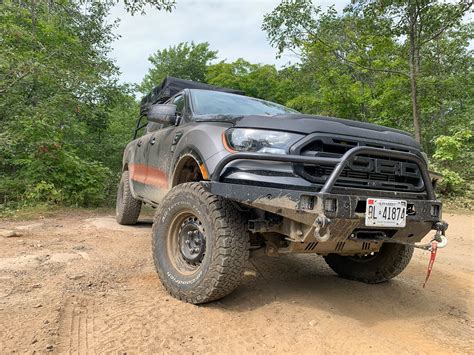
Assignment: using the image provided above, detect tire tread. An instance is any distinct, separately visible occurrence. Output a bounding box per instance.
[323,243,414,283]
[152,182,249,304]
[116,171,142,225]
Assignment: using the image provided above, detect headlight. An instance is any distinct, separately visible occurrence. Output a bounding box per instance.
[224,128,303,154]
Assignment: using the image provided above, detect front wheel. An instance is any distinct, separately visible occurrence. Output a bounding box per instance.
[324,243,414,283]
[152,182,249,304]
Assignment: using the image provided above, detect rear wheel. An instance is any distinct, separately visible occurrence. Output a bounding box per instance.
[324,243,414,283]
[152,182,249,304]
[116,171,142,225]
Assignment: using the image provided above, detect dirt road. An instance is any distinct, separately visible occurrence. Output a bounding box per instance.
[0,211,472,353]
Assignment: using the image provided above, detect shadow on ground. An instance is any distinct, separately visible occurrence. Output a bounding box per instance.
[207,254,468,328]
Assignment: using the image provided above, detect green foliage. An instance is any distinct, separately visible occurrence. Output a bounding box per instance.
[262,0,414,124]
[436,169,465,195]
[103,0,175,14]
[432,127,473,194]
[138,42,218,94]
[262,0,473,195]
[206,58,296,104]
[1,0,472,214]
[262,0,472,132]
[0,1,138,209]
[23,150,112,206]
[433,130,473,162]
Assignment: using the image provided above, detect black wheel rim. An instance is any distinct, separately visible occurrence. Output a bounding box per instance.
[167,210,206,274]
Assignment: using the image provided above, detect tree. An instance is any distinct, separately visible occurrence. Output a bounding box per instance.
[138,42,218,94]
[263,1,410,121]
[0,1,148,209]
[263,0,472,144]
[207,59,294,103]
[352,0,472,142]
[102,0,175,14]
[432,124,473,194]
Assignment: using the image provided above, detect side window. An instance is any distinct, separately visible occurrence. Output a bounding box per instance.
[173,95,185,115]
[146,121,162,134]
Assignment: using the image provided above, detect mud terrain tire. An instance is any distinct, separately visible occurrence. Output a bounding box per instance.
[152,182,249,304]
[116,171,142,225]
[324,243,414,283]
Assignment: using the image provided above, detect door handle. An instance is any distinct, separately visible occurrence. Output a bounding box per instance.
[150,137,156,145]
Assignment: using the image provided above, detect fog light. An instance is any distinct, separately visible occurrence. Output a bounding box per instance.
[324,198,337,212]
[300,196,315,210]
[430,204,440,217]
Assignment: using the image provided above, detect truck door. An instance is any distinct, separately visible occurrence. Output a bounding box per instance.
[145,94,186,203]
[128,130,155,199]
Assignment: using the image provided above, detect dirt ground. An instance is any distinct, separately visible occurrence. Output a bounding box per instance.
[0,210,472,354]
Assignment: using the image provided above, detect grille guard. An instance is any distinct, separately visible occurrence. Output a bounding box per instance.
[211,146,435,200]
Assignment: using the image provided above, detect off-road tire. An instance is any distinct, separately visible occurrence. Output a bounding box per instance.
[152,182,249,304]
[116,171,142,225]
[324,243,414,283]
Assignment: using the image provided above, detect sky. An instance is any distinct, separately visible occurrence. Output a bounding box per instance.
[108,0,348,85]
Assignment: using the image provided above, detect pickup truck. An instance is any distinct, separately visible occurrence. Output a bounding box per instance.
[117,77,448,304]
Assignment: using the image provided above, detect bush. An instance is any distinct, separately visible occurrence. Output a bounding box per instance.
[22,149,112,207]
[435,169,465,195]
[431,128,473,195]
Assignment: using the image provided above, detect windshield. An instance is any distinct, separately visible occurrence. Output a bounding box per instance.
[190,89,298,116]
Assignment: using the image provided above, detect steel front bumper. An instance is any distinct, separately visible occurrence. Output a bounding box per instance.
[208,147,443,244]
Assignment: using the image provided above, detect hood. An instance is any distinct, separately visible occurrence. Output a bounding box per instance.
[195,113,420,149]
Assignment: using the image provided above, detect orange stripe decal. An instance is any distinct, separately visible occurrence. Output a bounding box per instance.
[129,163,168,189]
[129,163,147,184]
[200,163,209,180]
[222,131,236,153]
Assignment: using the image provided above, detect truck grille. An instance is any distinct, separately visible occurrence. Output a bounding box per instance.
[292,137,424,192]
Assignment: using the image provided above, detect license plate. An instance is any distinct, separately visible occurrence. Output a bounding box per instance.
[365,198,407,227]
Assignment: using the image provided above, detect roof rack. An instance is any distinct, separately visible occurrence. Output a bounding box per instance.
[139,76,244,116]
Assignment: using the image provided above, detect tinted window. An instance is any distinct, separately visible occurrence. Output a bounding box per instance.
[173,95,185,114]
[191,90,298,116]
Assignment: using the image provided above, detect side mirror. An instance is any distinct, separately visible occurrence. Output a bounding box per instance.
[147,103,177,125]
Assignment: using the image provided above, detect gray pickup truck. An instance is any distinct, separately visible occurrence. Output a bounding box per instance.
[117,77,448,304]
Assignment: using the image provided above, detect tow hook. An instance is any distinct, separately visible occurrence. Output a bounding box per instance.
[355,220,448,288]
[414,221,448,250]
[314,215,332,242]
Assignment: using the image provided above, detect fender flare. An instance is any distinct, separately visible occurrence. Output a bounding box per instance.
[121,162,140,200]
[170,148,207,187]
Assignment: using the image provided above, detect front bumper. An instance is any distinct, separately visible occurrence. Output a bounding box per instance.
[210,182,440,243]
[209,146,443,245]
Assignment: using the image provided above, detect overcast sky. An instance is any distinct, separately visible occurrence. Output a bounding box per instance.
[108,0,348,85]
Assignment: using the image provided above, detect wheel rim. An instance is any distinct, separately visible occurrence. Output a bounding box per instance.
[167,210,206,274]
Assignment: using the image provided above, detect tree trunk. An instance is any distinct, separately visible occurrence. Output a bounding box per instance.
[408,9,422,144]
[409,50,422,143]
[30,0,37,35]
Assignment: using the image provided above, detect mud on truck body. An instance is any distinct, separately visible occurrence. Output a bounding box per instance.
[116,77,448,304]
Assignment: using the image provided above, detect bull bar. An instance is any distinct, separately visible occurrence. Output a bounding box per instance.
[211,146,435,200]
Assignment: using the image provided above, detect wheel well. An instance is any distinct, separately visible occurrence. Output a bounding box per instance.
[172,155,203,187]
